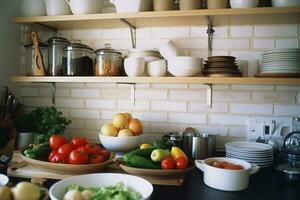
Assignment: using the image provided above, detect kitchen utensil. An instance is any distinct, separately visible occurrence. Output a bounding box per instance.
[277,163,300,184]
[66,0,103,14]
[179,0,202,10]
[182,128,197,159]
[0,174,9,186]
[195,157,259,191]
[4,93,14,119]
[62,40,94,76]
[49,173,153,200]
[192,134,216,160]
[94,44,123,76]
[207,0,228,9]
[272,0,300,7]
[124,57,145,77]
[153,0,174,11]
[159,40,179,60]
[21,0,46,16]
[1,87,8,107]
[45,0,72,15]
[15,132,34,149]
[146,59,167,77]
[21,151,114,173]
[292,117,300,132]
[162,131,183,148]
[283,131,300,155]
[24,42,49,76]
[31,32,46,76]
[110,0,153,13]
[230,0,259,8]
[48,36,70,76]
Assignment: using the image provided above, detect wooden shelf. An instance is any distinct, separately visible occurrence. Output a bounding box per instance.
[14,7,300,29]
[11,76,300,85]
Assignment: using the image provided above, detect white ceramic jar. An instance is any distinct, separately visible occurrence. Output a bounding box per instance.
[124,57,145,77]
[230,0,260,8]
[65,0,103,15]
[21,0,46,16]
[195,157,259,191]
[272,0,300,7]
[45,0,72,16]
[110,0,153,13]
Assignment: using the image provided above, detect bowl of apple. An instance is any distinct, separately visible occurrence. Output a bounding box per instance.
[99,113,143,154]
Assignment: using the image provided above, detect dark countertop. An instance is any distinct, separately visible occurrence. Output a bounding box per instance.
[4,166,300,200]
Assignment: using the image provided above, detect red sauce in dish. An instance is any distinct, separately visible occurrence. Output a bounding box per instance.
[208,160,244,170]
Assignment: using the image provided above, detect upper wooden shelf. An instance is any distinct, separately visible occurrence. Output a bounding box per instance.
[11,76,300,85]
[14,7,300,29]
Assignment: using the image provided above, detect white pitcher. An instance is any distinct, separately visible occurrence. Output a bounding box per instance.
[65,0,104,15]
[45,0,72,16]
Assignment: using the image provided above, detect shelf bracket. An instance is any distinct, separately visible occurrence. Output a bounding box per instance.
[120,19,136,49]
[117,83,136,106]
[205,84,212,108]
[51,82,56,106]
[205,16,215,57]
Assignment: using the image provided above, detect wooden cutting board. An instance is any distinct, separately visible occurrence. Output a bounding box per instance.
[7,152,186,186]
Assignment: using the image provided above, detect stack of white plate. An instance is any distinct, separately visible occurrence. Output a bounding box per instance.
[225,141,273,168]
[260,48,300,74]
[168,56,203,77]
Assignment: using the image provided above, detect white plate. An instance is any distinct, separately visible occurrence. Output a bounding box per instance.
[262,49,300,55]
[0,174,9,186]
[226,154,273,161]
[225,141,273,152]
[49,173,153,200]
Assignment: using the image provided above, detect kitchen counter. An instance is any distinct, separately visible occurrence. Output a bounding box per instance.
[4,167,300,200]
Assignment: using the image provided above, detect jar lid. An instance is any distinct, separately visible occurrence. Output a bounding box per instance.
[94,44,121,55]
[48,36,70,44]
[64,40,93,51]
[24,42,48,48]
[277,163,300,175]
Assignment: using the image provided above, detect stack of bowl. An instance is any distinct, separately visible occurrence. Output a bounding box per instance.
[203,56,242,77]
[168,56,203,77]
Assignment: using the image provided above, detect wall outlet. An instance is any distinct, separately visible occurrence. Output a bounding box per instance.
[248,117,293,142]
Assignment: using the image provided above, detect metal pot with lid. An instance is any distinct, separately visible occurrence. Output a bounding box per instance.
[94,44,123,76]
[48,36,70,76]
[62,40,94,76]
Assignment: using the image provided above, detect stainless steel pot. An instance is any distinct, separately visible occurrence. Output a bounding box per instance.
[192,133,216,160]
[15,132,34,149]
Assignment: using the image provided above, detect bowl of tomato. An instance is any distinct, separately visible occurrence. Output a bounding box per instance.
[21,135,114,174]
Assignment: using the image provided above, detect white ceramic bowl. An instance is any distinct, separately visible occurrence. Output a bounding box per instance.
[195,157,259,191]
[0,174,9,186]
[66,0,103,15]
[45,0,72,16]
[99,134,140,153]
[49,173,153,200]
[230,0,259,8]
[22,0,46,16]
[124,57,145,77]
[147,59,167,77]
[168,68,201,77]
[272,0,300,7]
[110,0,153,13]
[159,40,179,60]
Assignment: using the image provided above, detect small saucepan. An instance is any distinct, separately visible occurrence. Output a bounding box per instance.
[195,157,259,191]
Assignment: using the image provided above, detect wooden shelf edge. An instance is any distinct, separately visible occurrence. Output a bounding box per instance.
[11,76,300,85]
[14,7,300,23]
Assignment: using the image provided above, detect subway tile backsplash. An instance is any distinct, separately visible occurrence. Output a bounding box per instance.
[19,10,300,150]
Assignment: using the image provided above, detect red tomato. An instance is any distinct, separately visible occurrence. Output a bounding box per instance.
[89,154,105,164]
[84,143,102,155]
[71,137,88,147]
[99,149,110,160]
[76,146,86,152]
[175,157,188,169]
[48,150,57,162]
[49,135,67,150]
[161,157,175,170]
[49,152,68,164]
[68,150,88,164]
[58,143,75,157]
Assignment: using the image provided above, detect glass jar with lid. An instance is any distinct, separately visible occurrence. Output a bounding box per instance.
[62,40,94,76]
[24,42,49,76]
[94,44,123,76]
[48,36,70,76]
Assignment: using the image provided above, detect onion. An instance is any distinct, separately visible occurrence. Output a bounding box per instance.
[127,118,143,136]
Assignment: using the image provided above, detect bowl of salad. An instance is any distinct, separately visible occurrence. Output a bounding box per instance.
[49,173,153,200]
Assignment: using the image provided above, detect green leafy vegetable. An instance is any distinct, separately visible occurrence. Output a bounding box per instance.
[65,182,142,200]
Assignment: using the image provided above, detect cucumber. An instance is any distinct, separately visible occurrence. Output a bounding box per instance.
[23,142,51,159]
[126,155,160,169]
[124,147,157,162]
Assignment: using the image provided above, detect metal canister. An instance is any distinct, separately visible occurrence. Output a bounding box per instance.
[192,133,216,160]
[182,127,197,159]
[162,131,183,148]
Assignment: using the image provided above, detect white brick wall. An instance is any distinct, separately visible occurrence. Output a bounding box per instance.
[19,14,300,150]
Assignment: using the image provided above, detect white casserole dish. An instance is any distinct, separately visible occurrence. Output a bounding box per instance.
[195,157,259,191]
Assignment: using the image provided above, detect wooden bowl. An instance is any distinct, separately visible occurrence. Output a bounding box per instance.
[119,162,194,178]
[21,152,115,174]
